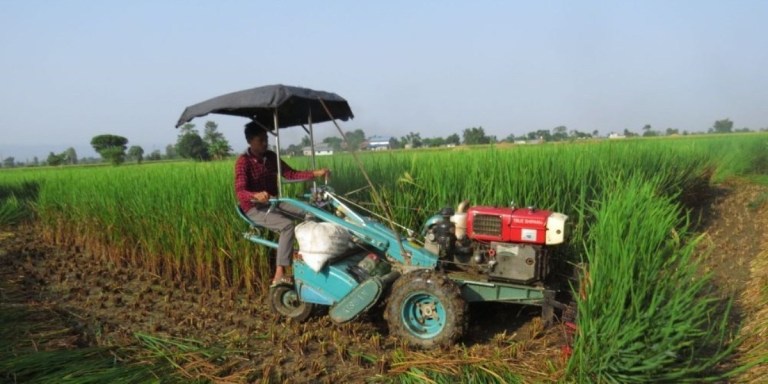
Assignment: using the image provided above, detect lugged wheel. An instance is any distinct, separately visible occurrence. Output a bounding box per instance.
[269,284,315,322]
[385,270,467,348]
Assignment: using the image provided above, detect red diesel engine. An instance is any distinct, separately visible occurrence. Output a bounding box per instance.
[424,204,568,284]
[465,206,566,245]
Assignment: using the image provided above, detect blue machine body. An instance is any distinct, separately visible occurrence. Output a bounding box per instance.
[239,192,552,309]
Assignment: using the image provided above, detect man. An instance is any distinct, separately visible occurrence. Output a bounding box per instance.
[235,121,329,286]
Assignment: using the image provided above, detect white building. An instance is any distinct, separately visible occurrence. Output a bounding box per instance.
[302,144,334,156]
[608,132,626,139]
[366,136,392,150]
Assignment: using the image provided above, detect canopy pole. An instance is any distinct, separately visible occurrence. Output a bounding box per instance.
[317,98,410,263]
[308,110,317,191]
[274,111,282,198]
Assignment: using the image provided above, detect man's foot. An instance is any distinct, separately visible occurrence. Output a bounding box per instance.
[271,265,293,288]
[270,276,294,288]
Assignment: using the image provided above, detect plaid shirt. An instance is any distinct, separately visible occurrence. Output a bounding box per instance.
[234,149,314,212]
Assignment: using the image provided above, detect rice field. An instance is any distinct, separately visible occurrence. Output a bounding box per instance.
[1,133,767,382]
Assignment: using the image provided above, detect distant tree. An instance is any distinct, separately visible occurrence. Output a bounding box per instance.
[165,144,177,159]
[388,137,402,149]
[322,136,343,151]
[623,129,638,137]
[63,147,78,165]
[526,129,552,142]
[642,124,659,137]
[711,118,733,133]
[128,145,145,164]
[401,132,422,148]
[422,136,446,147]
[90,134,128,165]
[203,121,221,141]
[178,123,199,137]
[344,129,366,151]
[665,128,680,136]
[203,121,231,160]
[503,133,516,142]
[734,127,751,133]
[569,130,592,139]
[147,150,162,161]
[445,133,461,146]
[285,144,304,156]
[208,141,232,160]
[46,152,66,166]
[462,127,491,145]
[32,156,39,166]
[177,134,210,161]
[592,130,599,137]
[300,135,312,147]
[2,157,14,168]
[552,126,568,141]
[102,148,126,165]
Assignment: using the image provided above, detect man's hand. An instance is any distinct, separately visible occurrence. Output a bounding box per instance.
[313,168,330,178]
[252,191,270,203]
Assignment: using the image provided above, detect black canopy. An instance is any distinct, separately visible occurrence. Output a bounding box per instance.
[175,84,354,129]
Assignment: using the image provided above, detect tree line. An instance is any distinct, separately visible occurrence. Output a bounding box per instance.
[1,118,764,168]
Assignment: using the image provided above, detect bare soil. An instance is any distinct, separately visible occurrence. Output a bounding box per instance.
[1,178,766,383]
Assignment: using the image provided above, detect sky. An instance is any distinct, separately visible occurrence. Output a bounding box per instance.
[1,1,767,161]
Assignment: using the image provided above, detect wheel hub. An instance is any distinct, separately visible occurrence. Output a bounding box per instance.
[416,301,439,323]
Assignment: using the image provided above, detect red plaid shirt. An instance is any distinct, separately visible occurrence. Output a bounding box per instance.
[234,149,314,212]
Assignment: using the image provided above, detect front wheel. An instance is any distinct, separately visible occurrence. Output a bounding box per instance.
[270,284,315,322]
[385,270,467,348]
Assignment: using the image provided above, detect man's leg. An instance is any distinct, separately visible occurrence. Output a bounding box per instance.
[245,207,299,282]
[272,203,308,281]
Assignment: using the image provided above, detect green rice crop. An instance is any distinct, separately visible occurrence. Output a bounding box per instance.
[1,133,767,381]
[566,175,735,382]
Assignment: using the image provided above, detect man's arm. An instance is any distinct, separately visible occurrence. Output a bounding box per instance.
[280,158,317,181]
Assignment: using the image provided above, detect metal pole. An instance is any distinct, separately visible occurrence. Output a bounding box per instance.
[308,109,317,191]
[273,111,282,198]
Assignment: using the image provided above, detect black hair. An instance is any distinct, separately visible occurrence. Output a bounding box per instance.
[244,121,268,142]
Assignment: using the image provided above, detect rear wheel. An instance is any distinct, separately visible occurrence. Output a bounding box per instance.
[385,270,467,348]
[270,284,315,322]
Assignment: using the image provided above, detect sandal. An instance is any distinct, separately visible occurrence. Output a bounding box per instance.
[270,276,294,288]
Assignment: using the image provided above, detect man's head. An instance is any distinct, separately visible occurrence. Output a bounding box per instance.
[245,121,269,153]
[245,121,268,142]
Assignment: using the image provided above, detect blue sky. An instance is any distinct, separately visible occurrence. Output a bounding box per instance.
[1,1,766,161]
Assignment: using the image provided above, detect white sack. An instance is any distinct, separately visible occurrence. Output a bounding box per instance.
[295,221,352,272]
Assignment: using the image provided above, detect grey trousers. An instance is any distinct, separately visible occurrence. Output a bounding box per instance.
[246,203,305,267]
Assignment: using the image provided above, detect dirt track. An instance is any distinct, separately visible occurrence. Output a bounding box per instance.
[1,178,766,382]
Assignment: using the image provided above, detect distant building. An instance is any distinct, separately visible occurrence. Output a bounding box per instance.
[366,136,392,151]
[302,144,334,156]
[516,137,544,144]
[608,132,626,139]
